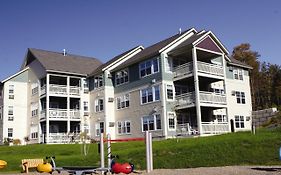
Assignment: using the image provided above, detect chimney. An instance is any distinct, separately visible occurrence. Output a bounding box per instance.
[63,49,67,56]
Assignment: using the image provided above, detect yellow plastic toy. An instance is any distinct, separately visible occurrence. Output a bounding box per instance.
[0,160,7,169]
[36,162,52,173]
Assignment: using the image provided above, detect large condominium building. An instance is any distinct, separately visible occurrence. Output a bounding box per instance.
[0,28,252,144]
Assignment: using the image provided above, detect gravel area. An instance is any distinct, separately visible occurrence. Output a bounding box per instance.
[2,166,281,175]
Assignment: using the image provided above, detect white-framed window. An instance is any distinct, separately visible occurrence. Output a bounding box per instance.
[141,85,160,104]
[168,113,176,130]
[8,115,14,121]
[116,94,130,109]
[235,115,245,128]
[94,74,103,89]
[139,58,159,78]
[233,68,243,80]
[31,83,39,95]
[31,132,38,139]
[166,85,174,100]
[83,79,89,93]
[8,128,13,138]
[95,98,104,112]
[210,88,225,95]
[84,101,89,112]
[117,121,131,135]
[215,115,227,123]
[142,114,161,131]
[31,109,38,117]
[8,106,13,115]
[95,122,104,136]
[9,85,14,99]
[236,91,245,104]
[115,69,129,86]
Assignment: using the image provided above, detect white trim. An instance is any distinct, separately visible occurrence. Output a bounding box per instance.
[139,57,160,79]
[1,67,29,83]
[167,112,176,131]
[103,46,144,72]
[195,46,224,56]
[115,68,129,86]
[47,70,86,77]
[159,28,197,53]
[166,84,175,101]
[141,114,162,132]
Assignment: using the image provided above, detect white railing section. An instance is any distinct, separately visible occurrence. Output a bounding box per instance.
[199,91,226,105]
[70,109,80,119]
[49,108,68,119]
[49,84,67,95]
[70,86,80,96]
[175,92,195,108]
[173,62,193,79]
[40,109,46,120]
[40,85,46,96]
[201,122,229,134]
[197,61,224,77]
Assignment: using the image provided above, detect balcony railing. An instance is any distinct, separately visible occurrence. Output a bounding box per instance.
[40,85,46,96]
[49,84,67,95]
[199,91,226,105]
[173,61,224,80]
[40,109,46,120]
[201,122,229,134]
[49,108,68,119]
[175,92,195,108]
[197,61,224,77]
[70,109,80,119]
[70,86,80,96]
[175,91,226,109]
[173,62,193,79]
[47,133,81,144]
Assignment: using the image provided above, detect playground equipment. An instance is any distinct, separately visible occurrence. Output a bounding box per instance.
[0,160,7,169]
[48,131,153,175]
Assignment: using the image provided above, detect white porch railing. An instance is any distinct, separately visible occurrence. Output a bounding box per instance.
[49,84,67,95]
[40,85,46,96]
[70,109,80,119]
[173,62,193,79]
[175,92,195,108]
[199,91,226,105]
[201,122,229,134]
[70,86,80,96]
[40,109,46,120]
[197,61,224,77]
[49,108,68,119]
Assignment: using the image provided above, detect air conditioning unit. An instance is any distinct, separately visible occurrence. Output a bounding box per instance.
[231,91,236,96]
[108,97,114,102]
[229,66,233,71]
[151,79,156,84]
[84,112,89,116]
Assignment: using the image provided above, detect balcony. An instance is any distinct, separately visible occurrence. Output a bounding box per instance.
[40,109,81,120]
[201,122,229,135]
[69,86,80,96]
[45,133,81,144]
[40,85,46,96]
[175,91,226,109]
[173,61,224,80]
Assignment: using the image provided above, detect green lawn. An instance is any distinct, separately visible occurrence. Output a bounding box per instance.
[1,127,281,173]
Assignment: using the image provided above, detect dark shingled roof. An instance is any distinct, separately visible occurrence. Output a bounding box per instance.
[229,58,252,69]
[89,45,142,76]
[28,48,102,75]
[113,28,195,71]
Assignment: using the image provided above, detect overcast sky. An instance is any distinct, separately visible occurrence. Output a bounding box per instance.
[0,0,280,80]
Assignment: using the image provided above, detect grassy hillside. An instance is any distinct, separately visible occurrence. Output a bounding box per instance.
[1,127,281,173]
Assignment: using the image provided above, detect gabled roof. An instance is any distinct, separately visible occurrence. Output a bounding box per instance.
[1,67,30,83]
[23,48,102,76]
[113,28,197,70]
[89,45,143,76]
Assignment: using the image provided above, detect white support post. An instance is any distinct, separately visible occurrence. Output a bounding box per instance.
[146,131,153,173]
[46,74,50,143]
[100,133,105,169]
[107,134,111,170]
[67,76,70,133]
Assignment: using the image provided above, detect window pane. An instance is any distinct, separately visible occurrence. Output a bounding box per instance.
[154,86,160,101]
[153,59,158,73]
[148,88,153,102]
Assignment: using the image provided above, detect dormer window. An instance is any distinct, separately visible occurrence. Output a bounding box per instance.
[115,69,129,86]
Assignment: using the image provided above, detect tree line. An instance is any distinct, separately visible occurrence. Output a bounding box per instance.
[232,43,281,110]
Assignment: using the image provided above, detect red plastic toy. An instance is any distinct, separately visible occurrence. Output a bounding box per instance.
[111,161,134,174]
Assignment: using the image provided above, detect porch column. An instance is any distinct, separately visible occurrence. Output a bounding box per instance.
[67,76,70,133]
[46,74,50,143]
[222,54,230,132]
[192,47,203,135]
